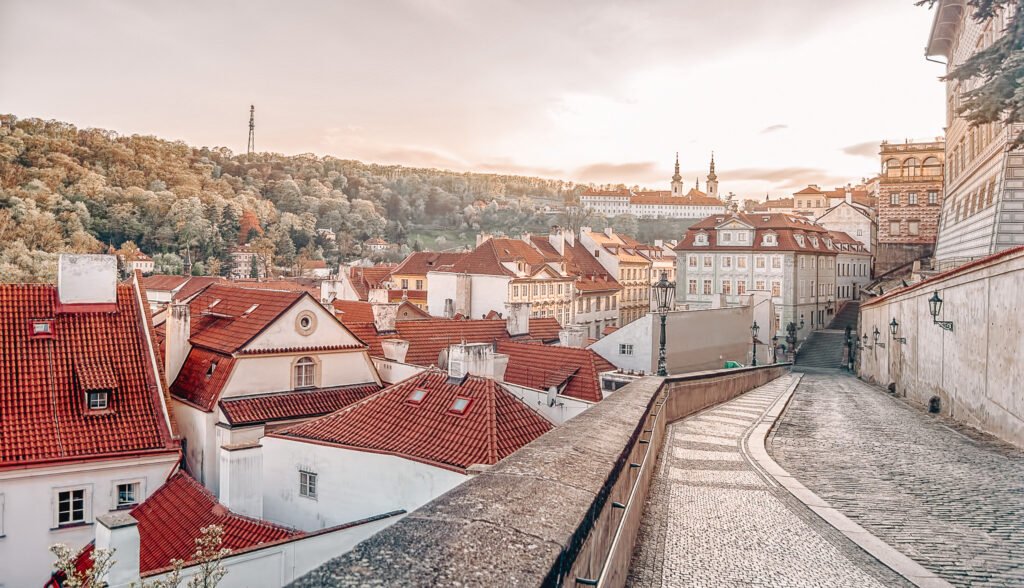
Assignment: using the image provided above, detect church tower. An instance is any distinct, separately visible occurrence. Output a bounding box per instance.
[671,152,683,196]
[706,152,720,200]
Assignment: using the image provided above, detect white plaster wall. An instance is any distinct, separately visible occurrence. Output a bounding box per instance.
[220,353,379,400]
[261,438,467,532]
[589,314,652,373]
[469,275,512,319]
[502,383,594,424]
[858,249,1024,448]
[426,272,457,317]
[172,400,218,492]
[247,297,362,350]
[0,456,177,588]
[371,357,427,384]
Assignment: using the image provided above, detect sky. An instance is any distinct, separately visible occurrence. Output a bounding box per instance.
[0,0,946,198]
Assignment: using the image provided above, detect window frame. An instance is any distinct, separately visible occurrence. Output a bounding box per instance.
[299,470,318,500]
[53,486,90,528]
[293,356,317,389]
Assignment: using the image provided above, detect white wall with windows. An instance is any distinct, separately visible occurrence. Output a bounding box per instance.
[0,455,178,588]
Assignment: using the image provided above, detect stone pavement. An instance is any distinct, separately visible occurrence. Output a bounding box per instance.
[628,374,908,587]
[770,373,1024,587]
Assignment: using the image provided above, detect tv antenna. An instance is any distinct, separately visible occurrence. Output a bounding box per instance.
[247,105,255,158]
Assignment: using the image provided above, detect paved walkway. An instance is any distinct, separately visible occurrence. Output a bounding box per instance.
[628,374,907,587]
[770,373,1024,587]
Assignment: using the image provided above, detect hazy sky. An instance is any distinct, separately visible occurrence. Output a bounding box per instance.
[0,1,945,197]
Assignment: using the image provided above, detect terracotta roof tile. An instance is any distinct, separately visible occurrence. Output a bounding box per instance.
[331,300,375,324]
[274,369,552,470]
[170,348,236,411]
[172,277,225,302]
[391,252,467,276]
[673,212,837,254]
[140,274,191,292]
[219,383,384,426]
[187,285,307,354]
[132,472,301,574]
[0,283,176,468]
[346,265,396,300]
[498,341,614,403]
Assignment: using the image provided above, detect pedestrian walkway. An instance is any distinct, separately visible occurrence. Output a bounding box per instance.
[628,374,906,587]
[770,374,1024,587]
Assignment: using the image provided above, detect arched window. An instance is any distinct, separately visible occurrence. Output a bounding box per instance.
[922,157,941,176]
[884,158,902,178]
[904,158,920,177]
[294,356,316,389]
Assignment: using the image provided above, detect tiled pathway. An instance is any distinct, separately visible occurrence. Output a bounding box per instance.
[628,374,907,587]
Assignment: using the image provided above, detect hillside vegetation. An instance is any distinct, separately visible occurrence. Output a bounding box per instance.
[0,115,575,281]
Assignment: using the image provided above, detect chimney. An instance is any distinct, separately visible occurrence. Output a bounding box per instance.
[95,512,141,587]
[845,187,853,205]
[444,298,455,319]
[558,326,586,348]
[603,227,614,238]
[448,343,509,381]
[505,302,531,337]
[476,232,493,247]
[455,274,472,317]
[165,302,191,384]
[381,339,410,363]
[548,230,565,256]
[654,239,664,248]
[521,232,532,244]
[372,302,399,333]
[219,443,263,519]
[565,228,576,247]
[58,254,117,308]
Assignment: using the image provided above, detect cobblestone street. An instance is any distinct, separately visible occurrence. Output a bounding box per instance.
[628,375,906,587]
[770,373,1024,587]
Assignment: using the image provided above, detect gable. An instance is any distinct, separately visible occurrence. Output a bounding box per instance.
[245,296,364,351]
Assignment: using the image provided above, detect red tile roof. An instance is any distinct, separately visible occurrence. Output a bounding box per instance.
[391,252,467,276]
[219,383,384,426]
[140,274,191,292]
[0,283,176,469]
[345,265,396,300]
[331,300,375,324]
[674,213,837,254]
[631,189,723,207]
[227,279,318,295]
[172,277,225,302]
[580,188,631,197]
[794,185,825,195]
[274,369,552,471]
[498,341,614,403]
[344,318,562,367]
[187,285,307,354]
[132,472,301,574]
[170,348,236,411]
[559,240,622,293]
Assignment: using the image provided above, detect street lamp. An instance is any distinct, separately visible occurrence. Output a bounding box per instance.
[928,291,954,332]
[750,320,760,367]
[844,325,854,371]
[889,318,906,344]
[652,271,675,376]
[771,334,779,363]
[861,333,870,349]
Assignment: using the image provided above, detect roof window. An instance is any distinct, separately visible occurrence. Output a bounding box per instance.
[208,299,221,309]
[407,389,428,404]
[30,319,55,339]
[242,304,259,317]
[87,389,110,411]
[206,361,217,380]
[449,397,473,415]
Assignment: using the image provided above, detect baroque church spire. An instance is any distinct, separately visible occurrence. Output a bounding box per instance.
[672,152,682,182]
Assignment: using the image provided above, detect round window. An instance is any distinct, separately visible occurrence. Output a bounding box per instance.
[295,311,317,336]
[300,316,311,329]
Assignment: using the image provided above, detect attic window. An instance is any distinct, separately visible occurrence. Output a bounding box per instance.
[694,233,709,246]
[30,319,55,339]
[762,234,777,246]
[794,234,805,247]
[809,236,819,247]
[87,389,110,411]
[763,216,770,222]
[206,361,217,380]
[449,397,473,415]
[407,389,428,404]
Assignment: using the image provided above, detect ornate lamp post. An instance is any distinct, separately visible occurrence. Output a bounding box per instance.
[889,318,906,344]
[652,271,675,376]
[844,325,854,371]
[928,291,954,331]
[750,320,760,367]
[771,334,779,363]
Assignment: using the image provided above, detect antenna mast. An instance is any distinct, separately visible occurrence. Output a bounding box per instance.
[247,105,255,159]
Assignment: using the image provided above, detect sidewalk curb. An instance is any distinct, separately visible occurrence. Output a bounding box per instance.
[744,373,954,588]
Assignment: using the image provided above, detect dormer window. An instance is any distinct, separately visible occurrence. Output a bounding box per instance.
[722,232,732,243]
[449,397,473,415]
[809,236,819,248]
[206,361,217,380]
[87,389,110,410]
[761,233,777,246]
[694,232,709,246]
[737,232,747,243]
[795,234,805,247]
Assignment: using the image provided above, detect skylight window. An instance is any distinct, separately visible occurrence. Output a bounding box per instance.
[407,389,428,404]
[449,397,473,415]
[208,299,221,309]
[30,319,55,338]
[242,304,259,316]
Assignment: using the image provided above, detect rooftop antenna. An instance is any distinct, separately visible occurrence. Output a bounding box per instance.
[247,105,255,159]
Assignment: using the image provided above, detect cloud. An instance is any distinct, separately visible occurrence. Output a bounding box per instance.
[842,140,881,158]
[358,146,468,170]
[573,161,662,183]
[760,124,788,134]
[726,167,854,191]
[475,158,566,178]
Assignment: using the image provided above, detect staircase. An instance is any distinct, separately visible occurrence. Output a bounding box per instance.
[828,301,860,331]
[794,330,848,370]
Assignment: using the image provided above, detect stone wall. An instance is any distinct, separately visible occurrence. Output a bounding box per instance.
[290,364,789,587]
[859,246,1024,448]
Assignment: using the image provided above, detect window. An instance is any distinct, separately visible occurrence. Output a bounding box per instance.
[737,232,748,243]
[923,157,942,176]
[909,192,918,205]
[694,232,709,245]
[688,279,697,295]
[416,280,424,290]
[755,256,766,269]
[687,255,698,268]
[703,256,713,268]
[299,471,317,499]
[889,221,901,236]
[736,256,747,269]
[737,280,747,295]
[905,158,920,177]
[702,280,712,295]
[884,158,902,177]
[761,233,777,246]
[116,482,140,508]
[619,344,633,356]
[908,221,920,236]
[294,357,316,388]
[401,279,409,289]
[449,397,473,415]
[928,191,938,205]
[87,390,109,410]
[513,285,519,297]
[771,281,781,297]
[771,256,781,269]
[755,279,766,291]
[57,489,86,526]
[890,193,900,206]
[722,232,732,243]
[722,280,732,295]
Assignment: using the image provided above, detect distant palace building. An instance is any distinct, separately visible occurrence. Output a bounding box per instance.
[580,155,728,219]
[927,2,1024,268]
[876,139,945,274]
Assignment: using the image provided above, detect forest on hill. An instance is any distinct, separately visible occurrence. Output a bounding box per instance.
[0,115,596,282]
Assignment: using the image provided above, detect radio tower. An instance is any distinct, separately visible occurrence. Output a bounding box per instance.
[247,105,255,159]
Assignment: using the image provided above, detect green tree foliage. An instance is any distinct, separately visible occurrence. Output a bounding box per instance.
[919,0,1024,145]
[0,115,568,281]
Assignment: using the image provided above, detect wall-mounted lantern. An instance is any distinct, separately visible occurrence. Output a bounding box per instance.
[928,291,954,332]
[889,318,907,344]
[873,326,886,349]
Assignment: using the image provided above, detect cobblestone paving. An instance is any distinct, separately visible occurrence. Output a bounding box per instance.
[628,375,906,587]
[770,373,1024,587]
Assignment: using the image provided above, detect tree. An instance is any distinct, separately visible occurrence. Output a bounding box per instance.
[50,543,116,588]
[610,213,639,237]
[919,0,1024,145]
